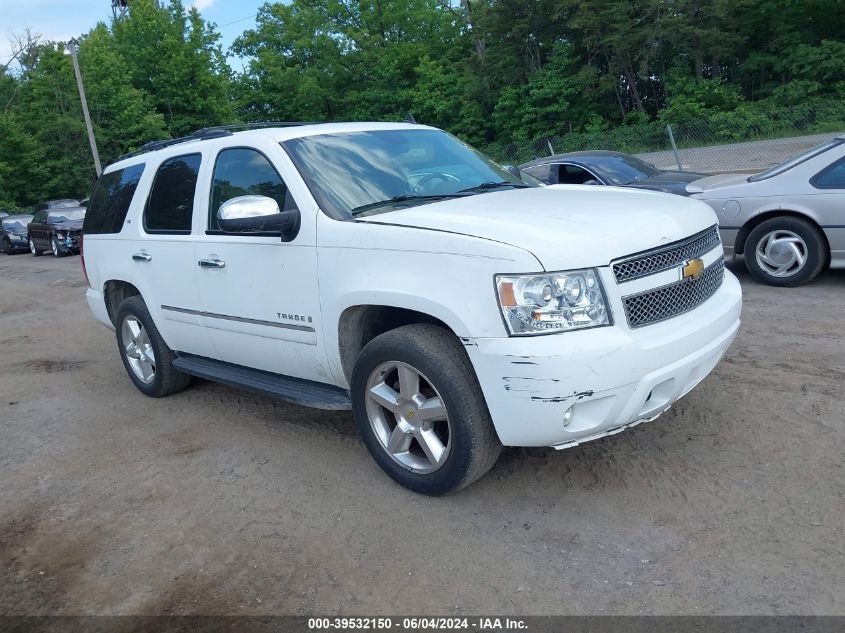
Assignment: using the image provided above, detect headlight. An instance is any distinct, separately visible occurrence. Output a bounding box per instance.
[496,269,611,335]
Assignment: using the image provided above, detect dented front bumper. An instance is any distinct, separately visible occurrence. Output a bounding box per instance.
[465,270,742,447]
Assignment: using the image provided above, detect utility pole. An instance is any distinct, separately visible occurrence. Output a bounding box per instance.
[66,38,102,176]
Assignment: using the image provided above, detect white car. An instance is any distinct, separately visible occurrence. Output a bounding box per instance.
[81,122,742,494]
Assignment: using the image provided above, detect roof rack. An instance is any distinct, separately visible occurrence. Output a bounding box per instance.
[117,121,319,161]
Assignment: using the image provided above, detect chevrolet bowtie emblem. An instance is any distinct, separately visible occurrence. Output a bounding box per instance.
[681,258,705,281]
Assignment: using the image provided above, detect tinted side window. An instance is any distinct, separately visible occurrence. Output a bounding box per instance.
[208,148,294,232]
[83,163,146,235]
[144,154,201,234]
[522,165,551,184]
[811,157,845,189]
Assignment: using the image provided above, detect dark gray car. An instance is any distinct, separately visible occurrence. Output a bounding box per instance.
[520,151,705,195]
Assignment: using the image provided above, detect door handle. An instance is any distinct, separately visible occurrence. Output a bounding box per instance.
[132,252,152,262]
[198,257,226,269]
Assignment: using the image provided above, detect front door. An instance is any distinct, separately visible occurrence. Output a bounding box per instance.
[193,143,327,383]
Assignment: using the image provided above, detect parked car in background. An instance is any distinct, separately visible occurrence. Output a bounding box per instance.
[1,214,34,254]
[27,207,85,257]
[0,210,9,219]
[687,135,845,286]
[520,151,706,195]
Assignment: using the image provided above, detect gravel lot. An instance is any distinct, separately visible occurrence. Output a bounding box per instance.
[1,253,843,616]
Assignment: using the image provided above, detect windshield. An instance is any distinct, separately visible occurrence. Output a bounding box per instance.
[47,209,85,223]
[1,215,32,232]
[282,129,528,219]
[748,139,843,182]
[583,154,661,185]
[48,200,81,209]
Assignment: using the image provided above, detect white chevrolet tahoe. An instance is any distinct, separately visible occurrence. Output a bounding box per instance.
[82,122,742,494]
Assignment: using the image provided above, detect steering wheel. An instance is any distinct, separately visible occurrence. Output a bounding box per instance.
[413,172,460,194]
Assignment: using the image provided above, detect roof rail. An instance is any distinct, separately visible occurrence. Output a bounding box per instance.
[115,121,320,162]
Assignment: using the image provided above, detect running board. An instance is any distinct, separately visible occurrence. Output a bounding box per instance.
[173,354,351,410]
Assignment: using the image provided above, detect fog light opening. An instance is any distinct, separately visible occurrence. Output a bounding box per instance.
[563,406,574,428]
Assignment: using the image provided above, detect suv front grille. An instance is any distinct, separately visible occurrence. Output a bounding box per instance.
[623,258,724,329]
[613,226,720,283]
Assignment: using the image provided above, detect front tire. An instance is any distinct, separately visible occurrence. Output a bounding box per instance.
[351,324,501,495]
[2,238,12,255]
[29,238,43,256]
[51,236,66,257]
[114,296,191,398]
[744,217,826,286]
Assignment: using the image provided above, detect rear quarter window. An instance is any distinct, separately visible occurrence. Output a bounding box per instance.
[83,163,146,235]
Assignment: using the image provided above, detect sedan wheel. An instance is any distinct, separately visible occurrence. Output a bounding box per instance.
[365,360,451,474]
[744,216,826,287]
[29,239,42,256]
[121,315,156,384]
[754,230,807,277]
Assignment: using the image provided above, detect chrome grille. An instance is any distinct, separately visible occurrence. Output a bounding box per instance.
[623,258,725,329]
[613,226,720,283]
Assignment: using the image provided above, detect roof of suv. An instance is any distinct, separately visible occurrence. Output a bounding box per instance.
[107,122,433,173]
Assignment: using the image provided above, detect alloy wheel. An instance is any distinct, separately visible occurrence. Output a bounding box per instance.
[755,229,808,278]
[364,361,451,474]
[121,316,156,384]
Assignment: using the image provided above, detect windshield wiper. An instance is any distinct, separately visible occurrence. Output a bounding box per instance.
[350,194,463,216]
[458,181,530,193]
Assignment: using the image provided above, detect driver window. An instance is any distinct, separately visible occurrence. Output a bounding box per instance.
[556,164,594,185]
[208,148,296,232]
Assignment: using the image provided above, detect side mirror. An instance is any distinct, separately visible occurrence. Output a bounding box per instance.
[502,164,522,179]
[217,195,299,237]
[583,179,601,186]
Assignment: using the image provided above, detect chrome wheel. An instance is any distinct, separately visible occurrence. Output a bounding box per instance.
[51,239,59,256]
[29,239,35,254]
[121,316,156,384]
[364,361,451,474]
[755,230,808,278]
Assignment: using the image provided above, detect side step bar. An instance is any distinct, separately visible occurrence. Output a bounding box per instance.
[173,354,351,410]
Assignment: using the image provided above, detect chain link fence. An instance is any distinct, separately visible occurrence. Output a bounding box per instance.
[483,101,845,175]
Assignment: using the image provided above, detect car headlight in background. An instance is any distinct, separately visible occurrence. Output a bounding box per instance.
[496,269,611,335]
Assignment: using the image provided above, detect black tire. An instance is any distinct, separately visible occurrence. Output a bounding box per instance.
[351,324,501,495]
[744,216,826,287]
[51,236,67,258]
[29,238,43,256]
[114,295,191,398]
[2,238,11,255]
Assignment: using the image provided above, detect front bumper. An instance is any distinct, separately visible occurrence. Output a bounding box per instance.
[465,270,742,447]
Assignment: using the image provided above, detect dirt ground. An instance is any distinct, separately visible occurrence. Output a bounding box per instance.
[1,252,843,616]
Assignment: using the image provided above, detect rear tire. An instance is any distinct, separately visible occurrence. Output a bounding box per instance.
[351,324,501,495]
[29,238,43,256]
[114,295,191,398]
[744,216,826,286]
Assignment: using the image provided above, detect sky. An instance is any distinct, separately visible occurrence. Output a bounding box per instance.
[0,0,267,70]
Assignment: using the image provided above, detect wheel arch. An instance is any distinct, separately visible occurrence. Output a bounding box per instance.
[337,304,460,384]
[736,209,830,258]
[103,279,143,326]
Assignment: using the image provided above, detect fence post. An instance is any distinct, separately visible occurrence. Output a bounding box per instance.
[546,138,555,156]
[666,124,683,171]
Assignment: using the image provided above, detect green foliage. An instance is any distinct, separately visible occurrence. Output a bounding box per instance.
[0,0,844,206]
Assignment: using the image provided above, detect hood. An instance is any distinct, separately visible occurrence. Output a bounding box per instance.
[685,173,754,194]
[626,171,707,196]
[49,219,84,231]
[359,186,718,271]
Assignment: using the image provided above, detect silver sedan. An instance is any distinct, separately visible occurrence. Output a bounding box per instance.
[688,135,845,286]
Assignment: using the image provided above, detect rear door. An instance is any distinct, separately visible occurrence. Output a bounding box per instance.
[131,152,209,356]
[29,209,47,247]
[192,141,327,382]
